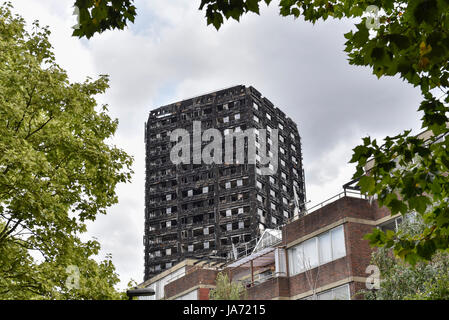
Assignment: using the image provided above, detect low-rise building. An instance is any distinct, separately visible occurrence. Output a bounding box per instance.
[138,189,395,300]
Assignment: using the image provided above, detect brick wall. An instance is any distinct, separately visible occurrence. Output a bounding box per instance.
[245,277,290,300]
[165,268,218,299]
[198,288,211,300]
[288,256,351,298]
[345,222,376,278]
[283,197,390,245]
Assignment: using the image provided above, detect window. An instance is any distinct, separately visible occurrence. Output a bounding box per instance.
[270,190,276,197]
[302,238,319,269]
[253,102,259,110]
[288,225,346,276]
[223,116,229,123]
[166,248,171,256]
[309,284,350,300]
[331,225,346,259]
[279,123,284,130]
[238,207,244,214]
[266,113,272,120]
[204,242,210,249]
[235,113,240,120]
[187,190,193,197]
[279,135,284,143]
[224,128,230,135]
[237,179,243,187]
[204,227,209,235]
[227,223,232,231]
[271,216,277,224]
[238,221,244,229]
[332,285,350,300]
[379,216,403,232]
[256,181,263,189]
[225,182,231,189]
[166,207,172,214]
[280,159,286,167]
[203,186,209,194]
[257,194,263,202]
[166,194,172,201]
[253,115,259,123]
[188,245,194,252]
[318,231,332,264]
[226,209,232,217]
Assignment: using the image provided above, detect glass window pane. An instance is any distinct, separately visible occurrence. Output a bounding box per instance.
[302,238,318,269]
[290,245,304,275]
[333,285,350,300]
[331,225,346,260]
[288,248,296,275]
[318,232,332,264]
[317,290,333,300]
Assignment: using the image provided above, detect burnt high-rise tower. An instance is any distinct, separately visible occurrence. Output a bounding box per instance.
[143,85,305,281]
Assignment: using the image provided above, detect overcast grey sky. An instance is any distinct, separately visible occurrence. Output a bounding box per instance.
[14,0,424,289]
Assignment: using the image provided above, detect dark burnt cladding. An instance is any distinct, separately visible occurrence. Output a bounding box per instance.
[143,85,305,281]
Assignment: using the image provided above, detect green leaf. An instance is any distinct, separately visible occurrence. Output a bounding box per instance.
[358,175,375,193]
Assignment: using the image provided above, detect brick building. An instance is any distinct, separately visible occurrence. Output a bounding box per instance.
[144,85,306,281]
[138,189,396,300]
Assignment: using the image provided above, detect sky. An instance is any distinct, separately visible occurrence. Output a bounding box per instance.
[12,0,424,289]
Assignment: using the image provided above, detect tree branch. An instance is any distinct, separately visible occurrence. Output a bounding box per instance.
[24,113,54,140]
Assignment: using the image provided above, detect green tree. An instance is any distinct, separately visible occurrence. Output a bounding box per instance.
[360,216,449,300]
[0,3,133,299]
[209,272,247,300]
[72,0,137,39]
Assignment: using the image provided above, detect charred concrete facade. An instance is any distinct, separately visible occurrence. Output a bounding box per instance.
[144,85,306,281]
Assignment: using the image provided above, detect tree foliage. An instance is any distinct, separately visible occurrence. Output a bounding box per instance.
[360,216,449,300]
[72,0,137,39]
[0,3,133,299]
[209,272,247,300]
